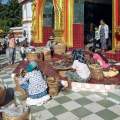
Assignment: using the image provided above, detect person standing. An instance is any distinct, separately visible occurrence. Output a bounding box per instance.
[99,19,109,52]
[8,32,16,64]
[20,44,26,60]
[93,27,100,50]
[45,36,56,57]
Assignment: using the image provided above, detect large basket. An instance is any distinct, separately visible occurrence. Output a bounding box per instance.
[89,64,104,80]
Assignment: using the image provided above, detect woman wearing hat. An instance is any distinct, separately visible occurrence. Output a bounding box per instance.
[45,36,57,57]
[19,61,50,106]
[65,49,90,82]
[46,36,54,49]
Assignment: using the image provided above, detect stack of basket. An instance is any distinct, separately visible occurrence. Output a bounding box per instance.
[54,43,66,55]
[47,77,60,97]
[27,52,39,61]
[89,64,104,80]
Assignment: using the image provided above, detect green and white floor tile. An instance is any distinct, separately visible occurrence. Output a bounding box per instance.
[0,52,21,69]
[0,54,9,69]
[0,62,120,120]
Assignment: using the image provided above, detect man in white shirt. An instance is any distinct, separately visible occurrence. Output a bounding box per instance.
[65,49,90,82]
[72,60,90,80]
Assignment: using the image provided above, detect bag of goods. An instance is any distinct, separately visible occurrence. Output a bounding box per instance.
[103,68,119,78]
[47,77,60,97]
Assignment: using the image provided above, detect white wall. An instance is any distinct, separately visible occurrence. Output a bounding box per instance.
[22,1,32,21]
[22,1,32,43]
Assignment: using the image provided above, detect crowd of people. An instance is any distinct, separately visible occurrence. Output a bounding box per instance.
[0,19,117,111]
[0,34,61,107]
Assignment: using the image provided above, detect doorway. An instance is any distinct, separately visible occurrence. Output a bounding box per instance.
[43,0,54,28]
[84,0,112,50]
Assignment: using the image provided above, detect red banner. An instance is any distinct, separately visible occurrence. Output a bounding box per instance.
[116,0,120,26]
[119,0,120,25]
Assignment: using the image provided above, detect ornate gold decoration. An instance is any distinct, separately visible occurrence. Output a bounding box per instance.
[53,0,64,30]
[64,0,74,47]
[32,0,46,43]
[32,0,74,47]
[53,0,65,42]
[112,0,120,51]
[115,27,120,51]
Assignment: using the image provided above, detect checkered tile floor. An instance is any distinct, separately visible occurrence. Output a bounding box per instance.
[0,52,21,69]
[0,56,120,120]
[0,54,9,69]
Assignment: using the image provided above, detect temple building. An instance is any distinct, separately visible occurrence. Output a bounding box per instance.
[19,0,120,51]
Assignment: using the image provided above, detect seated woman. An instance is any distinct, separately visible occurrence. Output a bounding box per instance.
[93,53,110,69]
[18,61,50,106]
[45,36,55,49]
[65,49,90,82]
[85,47,110,69]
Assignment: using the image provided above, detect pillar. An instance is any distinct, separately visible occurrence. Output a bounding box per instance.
[32,0,46,44]
[53,0,65,43]
[113,0,120,51]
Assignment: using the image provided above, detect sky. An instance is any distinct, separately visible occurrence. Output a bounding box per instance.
[1,0,9,4]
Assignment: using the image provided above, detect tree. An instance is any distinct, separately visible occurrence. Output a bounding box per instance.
[0,0,22,36]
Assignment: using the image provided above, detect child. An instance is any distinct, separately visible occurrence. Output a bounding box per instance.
[20,44,26,60]
[93,27,100,50]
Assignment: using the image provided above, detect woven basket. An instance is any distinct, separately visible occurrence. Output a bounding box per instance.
[89,64,104,80]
